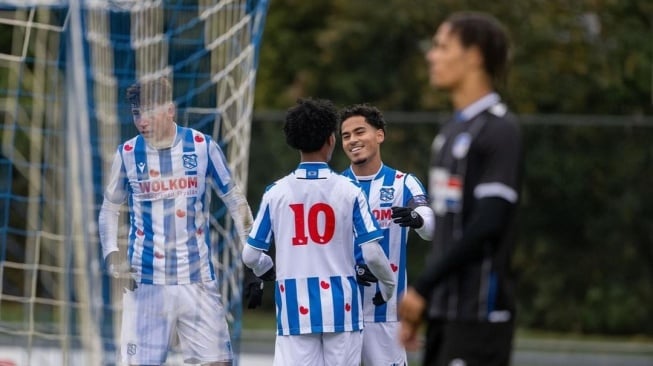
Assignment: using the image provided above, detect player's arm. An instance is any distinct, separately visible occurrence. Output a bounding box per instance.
[205,136,254,246]
[412,197,514,298]
[391,174,435,241]
[242,245,274,280]
[98,150,129,276]
[413,119,521,299]
[221,185,254,246]
[360,240,396,302]
[241,190,275,281]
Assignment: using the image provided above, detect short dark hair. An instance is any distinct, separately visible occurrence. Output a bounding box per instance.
[126,76,173,107]
[445,12,510,84]
[283,98,338,153]
[339,104,386,132]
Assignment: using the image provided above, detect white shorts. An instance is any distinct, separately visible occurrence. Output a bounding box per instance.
[273,330,363,366]
[120,281,232,365]
[361,321,406,366]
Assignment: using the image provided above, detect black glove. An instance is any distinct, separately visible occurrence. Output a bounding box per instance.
[258,266,276,282]
[243,269,264,309]
[105,252,138,291]
[355,264,378,286]
[391,206,424,229]
[372,291,387,306]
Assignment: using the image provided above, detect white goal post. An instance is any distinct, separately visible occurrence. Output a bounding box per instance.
[0,0,269,364]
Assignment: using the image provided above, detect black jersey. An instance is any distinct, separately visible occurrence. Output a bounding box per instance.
[427,95,522,322]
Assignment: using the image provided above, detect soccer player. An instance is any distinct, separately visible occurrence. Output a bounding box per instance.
[242,98,397,366]
[398,12,522,366]
[339,104,435,366]
[98,76,253,366]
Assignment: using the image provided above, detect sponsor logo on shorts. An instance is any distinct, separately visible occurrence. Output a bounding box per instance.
[127,343,137,356]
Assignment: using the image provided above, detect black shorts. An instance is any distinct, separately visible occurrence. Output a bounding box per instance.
[422,318,514,366]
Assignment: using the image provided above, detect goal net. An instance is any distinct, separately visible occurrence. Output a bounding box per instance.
[0,0,269,364]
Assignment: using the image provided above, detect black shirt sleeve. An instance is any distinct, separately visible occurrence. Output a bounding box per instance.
[413,197,514,299]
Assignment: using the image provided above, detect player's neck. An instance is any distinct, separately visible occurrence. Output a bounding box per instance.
[148,123,177,149]
[351,157,382,177]
[300,151,328,164]
[451,73,493,111]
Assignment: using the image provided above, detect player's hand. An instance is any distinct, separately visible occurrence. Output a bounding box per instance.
[355,264,378,286]
[243,269,264,309]
[391,206,424,229]
[372,291,387,306]
[105,252,138,291]
[399,287,427,348]
[258,266,276,282]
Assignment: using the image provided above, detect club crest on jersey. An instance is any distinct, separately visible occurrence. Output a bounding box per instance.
[452,132,472,159]
[432,134,446,154]
[183,154,198,169]
[380,187,395,201]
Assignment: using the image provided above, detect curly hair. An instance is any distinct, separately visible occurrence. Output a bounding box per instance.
[339,103,386,132]
[283,98,338,153]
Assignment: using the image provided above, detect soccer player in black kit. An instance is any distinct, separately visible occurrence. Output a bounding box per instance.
[399,12,522,366]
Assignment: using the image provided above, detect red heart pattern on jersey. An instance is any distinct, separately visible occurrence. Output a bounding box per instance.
[299,306,309,315]
[345,303,351,312]
[391,263,398,272]
[280,284,285,292]
[176,209,186,218]
[149,169,160,177]
[124,144,133,151]
[194,135,204,143]
[320,281,330,289]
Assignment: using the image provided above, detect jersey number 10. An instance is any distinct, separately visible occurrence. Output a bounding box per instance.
[289,203,335,245]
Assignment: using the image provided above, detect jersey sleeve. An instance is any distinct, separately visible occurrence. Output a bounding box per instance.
[206,136,235,196]
[474,118,521,203]
[352,189,383,245]
[247,189,274,251]
[403,173,429,208]
[103,148,129,204]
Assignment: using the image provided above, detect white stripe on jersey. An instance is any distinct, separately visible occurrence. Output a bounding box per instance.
[103,125,234,285]
[343,164,428,323]
[249,162,380,335]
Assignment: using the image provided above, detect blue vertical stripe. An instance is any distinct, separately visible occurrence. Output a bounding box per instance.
[134,137,154,284]
[347,276,360,331]
[358,179,371,198]
[487,271,498,315]
[275,281,284,335]
[397,224,407,301]
[374,284,388,322]
[330,276,344,332]
[307,277,323,333]
[249,205,272,250]
[284,279,300,335]
[159,148,177,284]
[182,129,202,281]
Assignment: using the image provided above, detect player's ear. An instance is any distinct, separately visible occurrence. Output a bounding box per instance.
[167,102,176,119]
[376,128,385,144]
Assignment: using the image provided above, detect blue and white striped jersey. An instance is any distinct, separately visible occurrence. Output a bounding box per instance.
[247,162,384,336]
[103,125,235,285]
[342,164,429,323]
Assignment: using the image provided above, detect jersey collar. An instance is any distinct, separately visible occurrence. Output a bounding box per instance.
[455,92,500,123]
[295,162,331,179]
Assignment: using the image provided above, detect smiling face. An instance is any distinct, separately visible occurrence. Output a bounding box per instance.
[340,115,384,174]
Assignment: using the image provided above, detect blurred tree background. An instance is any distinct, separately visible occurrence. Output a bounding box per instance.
[247,0,653,336]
